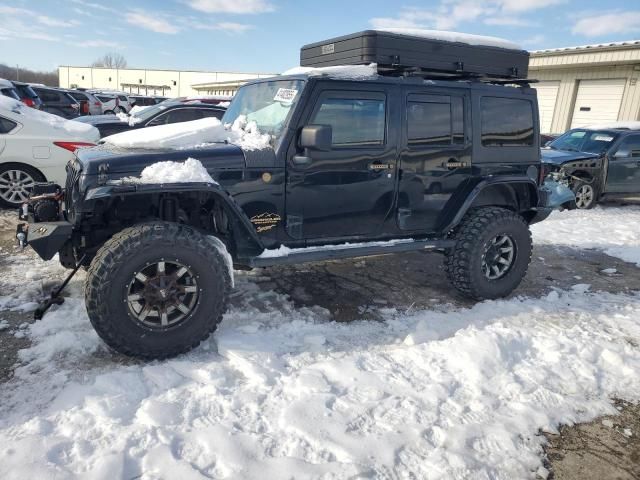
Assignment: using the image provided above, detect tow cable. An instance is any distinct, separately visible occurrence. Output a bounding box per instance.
[34,254,87,320]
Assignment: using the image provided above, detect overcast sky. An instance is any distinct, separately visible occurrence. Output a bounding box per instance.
[1,0,639,73]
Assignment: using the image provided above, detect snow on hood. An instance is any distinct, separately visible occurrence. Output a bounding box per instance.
[100,116,271,151]
[0,95,99,140]
[376,28,522,50]
[585,121,640,131]
[120,158,217,184]
[283,63,379,79]
[115,111,143,126]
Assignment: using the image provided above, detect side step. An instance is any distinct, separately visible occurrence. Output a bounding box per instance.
[246,238,455,268]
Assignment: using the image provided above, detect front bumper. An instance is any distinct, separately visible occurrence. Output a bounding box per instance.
[16,219,73,261]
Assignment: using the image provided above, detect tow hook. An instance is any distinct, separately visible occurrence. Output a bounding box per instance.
[16,223,27,249]
[34,254,87,320]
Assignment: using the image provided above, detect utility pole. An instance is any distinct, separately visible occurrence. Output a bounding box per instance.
[15,64,19,81]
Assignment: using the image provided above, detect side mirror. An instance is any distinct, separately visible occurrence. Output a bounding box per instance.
[613,150,631,159]
[300,125,332,151]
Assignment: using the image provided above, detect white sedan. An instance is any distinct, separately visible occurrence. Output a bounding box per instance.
[0,96,100,208]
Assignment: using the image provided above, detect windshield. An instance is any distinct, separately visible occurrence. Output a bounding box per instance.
[222,79,305,142]
[131,103,168,122]
[548,129,619,154]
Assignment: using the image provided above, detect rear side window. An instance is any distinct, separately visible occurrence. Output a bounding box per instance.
[68,92,86,101]
[200,109,225,120]
[1,88,21,101]
[407,94,465,146]
[37,90,61,103]
[96,95,113,103]
[166,108,202,123]
[0,116,17,134]
[311,96,386,147]
[118,95,127,102]
[481,97,534,147]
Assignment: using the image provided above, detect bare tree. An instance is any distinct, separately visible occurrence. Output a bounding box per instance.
[91,53,127,69]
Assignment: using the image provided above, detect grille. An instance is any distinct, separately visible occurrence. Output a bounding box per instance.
[64,160,82,219]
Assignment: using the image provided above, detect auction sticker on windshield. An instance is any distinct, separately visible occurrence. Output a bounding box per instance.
[593,135,614,142]
[274,88,298,104]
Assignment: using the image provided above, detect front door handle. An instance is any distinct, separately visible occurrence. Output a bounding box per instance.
[368,162,394,171]
[293,155,313,167]
[444,158,467,170]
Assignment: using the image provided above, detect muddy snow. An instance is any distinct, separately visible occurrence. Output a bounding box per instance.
[0,206,639,479]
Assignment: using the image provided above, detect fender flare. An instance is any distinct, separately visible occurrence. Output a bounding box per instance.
[438,176,540,233]
[85,181,266,256]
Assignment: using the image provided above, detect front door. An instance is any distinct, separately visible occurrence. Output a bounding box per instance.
[397,91,471,232]
[285,88,398,240]
[606,134,640,193]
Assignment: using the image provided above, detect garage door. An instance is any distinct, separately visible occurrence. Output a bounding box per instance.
[533,81,559,134]
[570,78,626,128]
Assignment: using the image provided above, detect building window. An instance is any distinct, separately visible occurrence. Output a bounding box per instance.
[139,79,142,84]
[108,77,112,82]
[81,75,84,80]
[173,80,177,86]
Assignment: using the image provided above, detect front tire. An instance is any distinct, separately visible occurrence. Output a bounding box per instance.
[444,207,532,300]
[572,180,597,209]
[85,223,232,359]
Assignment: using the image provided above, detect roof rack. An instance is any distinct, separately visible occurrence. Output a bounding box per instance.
[376,65,537,86]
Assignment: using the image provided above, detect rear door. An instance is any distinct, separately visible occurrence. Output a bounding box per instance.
[285,85,399,239]
[606,134,640,193]
[397,89,470,232]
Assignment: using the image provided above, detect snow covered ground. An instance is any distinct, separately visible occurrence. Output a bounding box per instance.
[0,206,639,479]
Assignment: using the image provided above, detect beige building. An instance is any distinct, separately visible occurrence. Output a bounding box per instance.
[58,66,275,97]
[529,41,640,134]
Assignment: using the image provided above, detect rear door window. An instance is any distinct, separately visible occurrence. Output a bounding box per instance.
[406,94,465,146]
[481,97,534,147]
[166,108,203,123]
[200,109,225,120]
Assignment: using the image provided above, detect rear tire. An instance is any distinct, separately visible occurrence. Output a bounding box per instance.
[85,222,232,359]
[444,207,532,300]
[0,163,46,208]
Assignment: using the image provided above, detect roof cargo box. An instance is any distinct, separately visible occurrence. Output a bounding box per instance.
[300,30,529,79]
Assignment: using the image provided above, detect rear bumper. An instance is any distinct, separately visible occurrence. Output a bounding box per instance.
[17,219,73,261]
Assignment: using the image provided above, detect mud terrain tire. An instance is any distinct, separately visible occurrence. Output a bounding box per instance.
[445,207,532,300]
[85,222,232,359]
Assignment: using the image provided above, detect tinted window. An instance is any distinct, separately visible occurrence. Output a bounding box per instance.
[408,101,451,145]
[614,135,640,158]
[36,90,61,103]
[311,97,385,147]
[200,108,225,120]
[1,88,21,101]
[166,108,202,123]
[0,116,17,133]
[96,95,114,103]
[118,95,127,102]
[481,97,534,147]
[68,92,86,101]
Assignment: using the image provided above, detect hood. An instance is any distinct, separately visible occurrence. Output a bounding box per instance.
[75,143,247,177]
[540,148,599,165]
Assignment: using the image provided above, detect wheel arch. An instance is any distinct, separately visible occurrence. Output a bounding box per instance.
[438,177,539,232]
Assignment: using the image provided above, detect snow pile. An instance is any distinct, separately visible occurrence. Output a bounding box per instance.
[101,116,271,151]
[115,111,143,126]
[128,105,150,116]
[377,28,522,50]
[532,206,640,265]
[585,121,640,131]
[0,96,98,138]
[283,63,379,79]
[2,263,640,479]
[121,158,216,184]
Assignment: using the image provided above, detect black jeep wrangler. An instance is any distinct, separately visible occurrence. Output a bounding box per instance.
[17,31,554,359]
